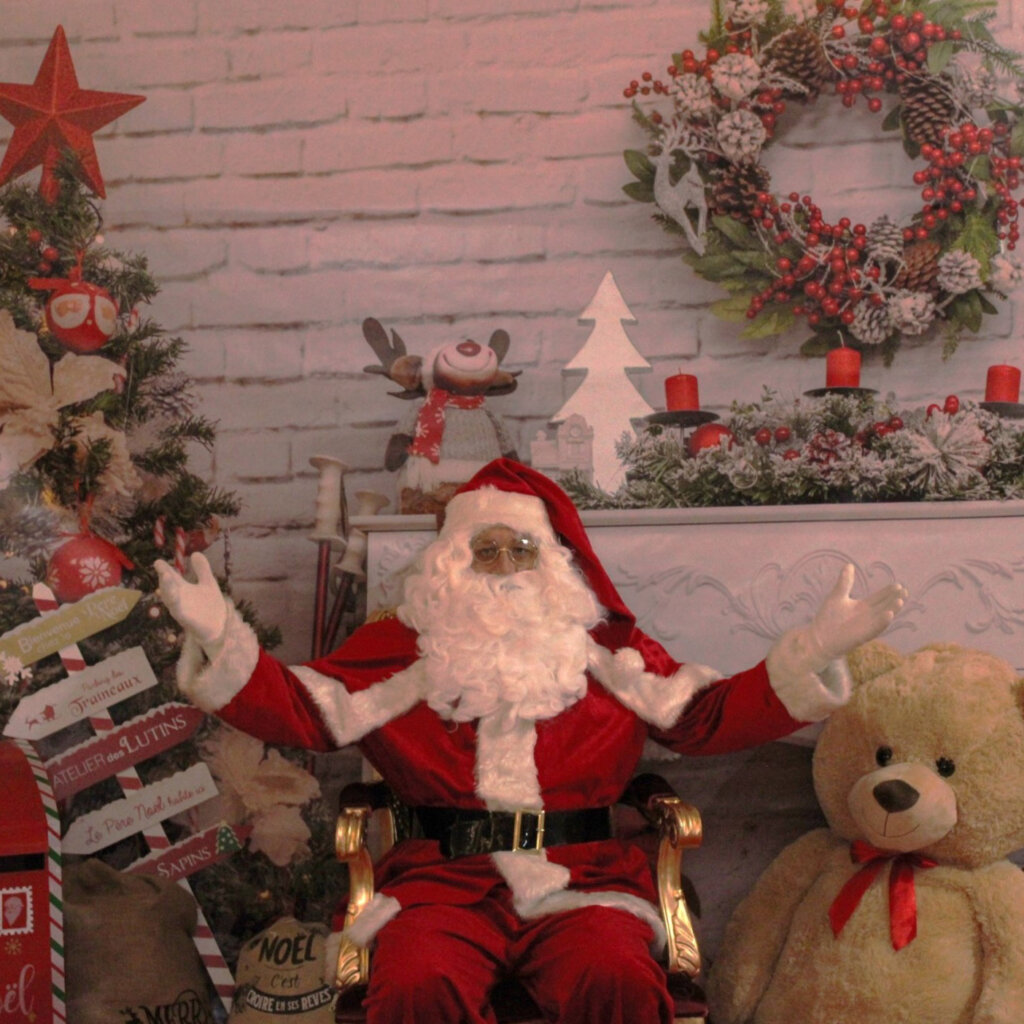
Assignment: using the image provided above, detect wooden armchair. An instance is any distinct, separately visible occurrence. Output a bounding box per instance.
[331,773,708,1023]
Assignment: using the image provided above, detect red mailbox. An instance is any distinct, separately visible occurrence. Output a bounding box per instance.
[0,739,63,1024]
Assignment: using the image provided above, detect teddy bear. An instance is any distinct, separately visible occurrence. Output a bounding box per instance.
[362,317,520,514]
[707,640,1024,1024]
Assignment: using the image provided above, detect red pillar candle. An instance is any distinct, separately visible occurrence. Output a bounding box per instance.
[665,372,700,411]
[826,347,861,388]
[985,364,1021,403]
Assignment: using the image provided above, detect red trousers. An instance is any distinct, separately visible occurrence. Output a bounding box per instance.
[364,892,674,1024]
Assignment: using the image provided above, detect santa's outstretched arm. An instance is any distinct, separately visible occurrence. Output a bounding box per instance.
[595,563,906,754]
[155,554,424,751]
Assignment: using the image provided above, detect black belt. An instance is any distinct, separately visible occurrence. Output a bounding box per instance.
[413,805,613,859]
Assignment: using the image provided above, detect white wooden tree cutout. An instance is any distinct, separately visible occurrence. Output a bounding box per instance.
[553,272,654,491]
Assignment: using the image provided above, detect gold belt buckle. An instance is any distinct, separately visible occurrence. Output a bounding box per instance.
[512,809,545,853]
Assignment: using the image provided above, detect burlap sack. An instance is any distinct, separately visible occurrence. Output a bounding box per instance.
[64,858,214,1024]
[229,917,336,1021]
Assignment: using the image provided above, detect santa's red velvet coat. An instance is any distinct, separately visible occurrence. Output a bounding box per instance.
[175,460,847,949]
[180,602,805,940]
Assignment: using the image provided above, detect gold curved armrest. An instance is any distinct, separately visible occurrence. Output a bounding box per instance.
[333,804,374,992]
[649,794,703,977]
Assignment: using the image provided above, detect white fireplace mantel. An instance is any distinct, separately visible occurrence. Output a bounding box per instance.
[355,500,1024,675]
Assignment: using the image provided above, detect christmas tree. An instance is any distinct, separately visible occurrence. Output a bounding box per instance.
[0,28,346,991]
[554,272,654,491]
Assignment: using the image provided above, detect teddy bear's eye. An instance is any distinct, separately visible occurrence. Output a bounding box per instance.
[936,757,956,778]
[875,746,893,767]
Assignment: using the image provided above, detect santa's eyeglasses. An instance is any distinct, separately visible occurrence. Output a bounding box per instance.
[469,537,539,567]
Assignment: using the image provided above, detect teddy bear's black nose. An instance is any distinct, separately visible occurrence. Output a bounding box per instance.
[457,340,481,357]
[873,778,919,813]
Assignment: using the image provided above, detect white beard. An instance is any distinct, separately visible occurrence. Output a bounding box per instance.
[398,538,604,729]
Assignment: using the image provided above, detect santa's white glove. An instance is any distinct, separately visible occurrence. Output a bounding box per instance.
[767,564,906,721]
[154,552,227,649]
[802,563,906,668]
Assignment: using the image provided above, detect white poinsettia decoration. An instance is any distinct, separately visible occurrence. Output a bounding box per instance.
[0,310,124,486]
[199,726,321,867]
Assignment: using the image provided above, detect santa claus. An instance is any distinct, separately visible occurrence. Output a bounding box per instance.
[156,458,905,1024]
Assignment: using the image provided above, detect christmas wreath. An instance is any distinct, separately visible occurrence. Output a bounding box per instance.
[623,0,1024,361]
[565,389,1024,508]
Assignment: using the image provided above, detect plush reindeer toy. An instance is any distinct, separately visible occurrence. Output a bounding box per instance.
[362,317,520,514]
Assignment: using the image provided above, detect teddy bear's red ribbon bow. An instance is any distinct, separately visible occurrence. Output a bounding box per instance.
[828,840,938,950]
[409,388,486,463]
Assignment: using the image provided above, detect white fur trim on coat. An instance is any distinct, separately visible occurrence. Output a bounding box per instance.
[589,640,721,730]
[765,629,852,722]
[340,893,402,949]
[292,662,426,748]
[474,714,542,810]
[175,601,259,713]
[492,850,571,910]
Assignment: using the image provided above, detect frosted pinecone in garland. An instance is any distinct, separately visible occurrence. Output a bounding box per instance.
[889,288,937,335]
[805,429,848,468]
[899,76,957,146]
[905,413,989,494]
[675,73,714,117]
[762,27,836,96]
[717,109,768,162]
[849,299,894,346]
[894,239,942,292]
[936,249,983,294]
[710,162,771,221]
[865,215,904,264]
[726,0,770,25]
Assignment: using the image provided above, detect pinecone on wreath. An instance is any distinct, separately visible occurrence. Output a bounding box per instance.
[762,27,836,96]
[899,76,957,146]
[865,215,904,265]
[894,239,942,292]
[710,162,772,221]
[849,300,894,347]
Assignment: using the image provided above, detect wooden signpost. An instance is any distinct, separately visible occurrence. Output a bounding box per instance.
[1,584,242,1014]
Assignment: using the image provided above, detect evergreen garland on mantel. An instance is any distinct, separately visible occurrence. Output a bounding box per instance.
[565,389,1024,509]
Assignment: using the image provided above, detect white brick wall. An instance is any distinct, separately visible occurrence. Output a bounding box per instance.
[2,0,1022,659]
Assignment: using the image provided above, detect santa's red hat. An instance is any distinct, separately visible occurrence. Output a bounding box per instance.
[441,458,635,633]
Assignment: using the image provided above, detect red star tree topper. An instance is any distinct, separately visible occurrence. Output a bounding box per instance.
[0,25,144,202]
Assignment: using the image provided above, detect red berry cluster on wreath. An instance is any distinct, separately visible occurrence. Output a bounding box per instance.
[623,0,1024,353]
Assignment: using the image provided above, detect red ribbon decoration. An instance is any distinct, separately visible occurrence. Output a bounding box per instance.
[829,840,938,950]
[408,388,485,464]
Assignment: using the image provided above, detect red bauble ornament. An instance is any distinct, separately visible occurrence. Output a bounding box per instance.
[773,425,792,443]
[754,427,772,446]
[0,26,145,202]
[45,533,133,604]
[687,422,734,456]
[944,394,960,414]
[28,271,118,352]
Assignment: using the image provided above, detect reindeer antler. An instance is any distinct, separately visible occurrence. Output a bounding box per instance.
[362,317,423,397]
[362,318,406,375]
